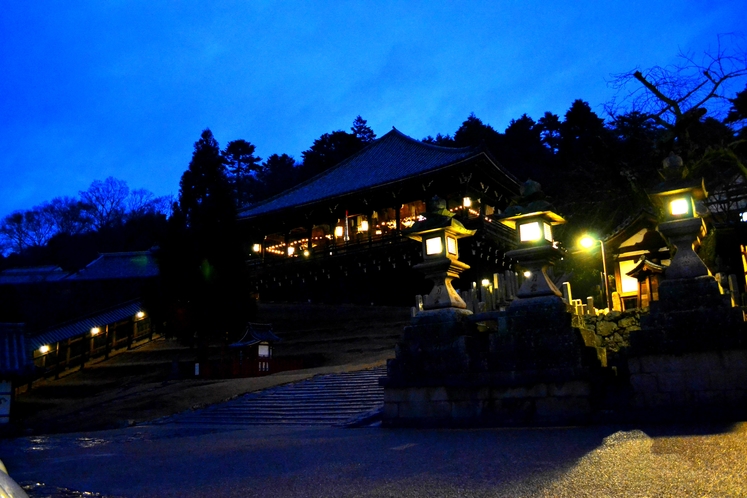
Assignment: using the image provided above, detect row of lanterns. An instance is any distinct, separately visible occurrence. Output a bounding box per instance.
[37,311,147,355]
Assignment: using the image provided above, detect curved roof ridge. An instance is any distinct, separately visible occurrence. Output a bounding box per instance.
[237,128,494,220]
[387,127,477,153]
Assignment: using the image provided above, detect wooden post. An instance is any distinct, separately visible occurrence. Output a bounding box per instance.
[395,202,401,235]
[104,324,110,360]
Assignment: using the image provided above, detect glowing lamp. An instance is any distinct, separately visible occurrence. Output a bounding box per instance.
[481,279,491,287]
[303,249,310,257]
[649,179,705,221]
[648,178,710,279]
[579,236,595,249]
[360,220,369,232]
[136,311,145,319]
[252,243,261,253]
[499,210,567,301]
[578,234,611,310]
[90,327,101,336]
[669,197,692,217]
[463,197,472,208]
[499,211,565,247]
[287,246,295,256]
[404,196,476,309]
[39,345,50,354]
[334,226,344,238]
[425,236,443,255]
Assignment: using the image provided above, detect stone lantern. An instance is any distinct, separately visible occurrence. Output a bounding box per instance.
[405,197,475,309]
[649,176,709,280]
[499,210,566,301]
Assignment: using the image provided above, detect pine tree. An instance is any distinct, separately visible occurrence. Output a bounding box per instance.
[351,115,376,143]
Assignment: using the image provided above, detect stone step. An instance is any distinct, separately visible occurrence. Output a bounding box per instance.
[154,367,385,427]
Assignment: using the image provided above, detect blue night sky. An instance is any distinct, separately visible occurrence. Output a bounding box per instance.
[1,1,744,219]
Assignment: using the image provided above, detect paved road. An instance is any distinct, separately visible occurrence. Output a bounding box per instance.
[2,422,747,497]
[2,367,747,497]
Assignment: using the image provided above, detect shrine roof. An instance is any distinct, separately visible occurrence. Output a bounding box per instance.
[66,252,159,280]
[238,128,508,219]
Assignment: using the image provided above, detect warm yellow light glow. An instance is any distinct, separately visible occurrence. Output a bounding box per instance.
[579,236,596,249]
[481,279,490,287]
[252,243,261,252]
[334,226,344,237]
[670,198,690,216]
[523,271,531,278]
[39,345,50,354]
[287,246,295,256]
[618,259,639,294]
[446,236,457,255]
[463,197,472,208]
[303,249,310,257]
[360,220,369,231]
[90,327,101,336]
[425,237,443,255]
[519,221,542,242]
[136,311,145,319]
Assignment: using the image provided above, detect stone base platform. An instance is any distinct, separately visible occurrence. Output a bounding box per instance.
[381,378,595,427]
[626,349,747,422]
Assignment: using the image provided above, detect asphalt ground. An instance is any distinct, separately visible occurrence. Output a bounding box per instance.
[1,421,747,497]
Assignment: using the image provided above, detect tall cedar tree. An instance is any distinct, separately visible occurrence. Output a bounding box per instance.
[223,139,262,208]
[163,129,253,345]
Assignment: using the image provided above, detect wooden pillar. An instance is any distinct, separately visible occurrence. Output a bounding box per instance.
[104,324,111,360]
[367,210,373,247]
[54,342,62,379]
[128,320,134,350]
[395,202,401,235]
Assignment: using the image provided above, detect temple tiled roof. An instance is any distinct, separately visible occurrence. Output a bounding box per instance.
[238,128,488,219]
[28,300,144,350]
[67,252,159,280]
[0,266,69,285]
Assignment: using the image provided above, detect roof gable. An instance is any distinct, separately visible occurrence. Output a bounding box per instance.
[238,129,495,220]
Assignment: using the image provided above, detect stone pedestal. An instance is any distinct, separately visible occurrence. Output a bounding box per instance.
[413,258,470,310]
[658,217,709,279]
[627,275,747,420]
[381,296,608,427]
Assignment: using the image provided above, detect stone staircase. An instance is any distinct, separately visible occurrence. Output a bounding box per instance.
[153,367,386,427]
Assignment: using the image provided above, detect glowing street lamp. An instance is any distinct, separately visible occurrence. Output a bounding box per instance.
[579,235,610,310]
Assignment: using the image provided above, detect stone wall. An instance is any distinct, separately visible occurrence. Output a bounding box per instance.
[583,309,642,352]
[628,350,747,419]
[383,380,593,427]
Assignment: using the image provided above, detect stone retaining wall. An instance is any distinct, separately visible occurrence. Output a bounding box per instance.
[383,380,593,427]
[583,309,642,352]
[628,350,747,418]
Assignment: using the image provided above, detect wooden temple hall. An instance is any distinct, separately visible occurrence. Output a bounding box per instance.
[237,129,522,304]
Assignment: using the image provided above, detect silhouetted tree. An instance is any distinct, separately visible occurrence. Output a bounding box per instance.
[79,177,130,230]
[259,153,299,199]
[351,115,376,143]
[47,196,94,236]
[536,112,562,153]
[608,34,747,159]
[164,129,253,345]
[223,139,262,208]
[299,130,364,180]
[422,133,456,146]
